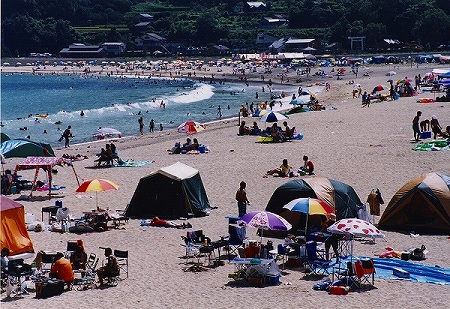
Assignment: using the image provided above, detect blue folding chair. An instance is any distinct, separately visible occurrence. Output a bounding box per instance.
[305,241,332,275]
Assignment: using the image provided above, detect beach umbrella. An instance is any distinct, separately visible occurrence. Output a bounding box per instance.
[252,109,268,117]
[282,197,334,233]
[372,85,389,94]
[327,218,384,239]
[177,121,206,134]
[76,179,119,209]
[238,211,292,249]
[327,218,384,257]
[259,111,288,123]
[289,98,308,106]
[0,138,55,158]
[92,127,122,139]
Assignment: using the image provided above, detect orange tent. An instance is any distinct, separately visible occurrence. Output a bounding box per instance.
[0,195,34,255]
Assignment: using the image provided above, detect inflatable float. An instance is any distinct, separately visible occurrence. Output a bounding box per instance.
[417,98,435,103]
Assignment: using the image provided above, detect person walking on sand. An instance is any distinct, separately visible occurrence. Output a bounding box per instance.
[62,125,73,148]
[138,116,144,135]
[412,111,422,142]
[236,181,250,217]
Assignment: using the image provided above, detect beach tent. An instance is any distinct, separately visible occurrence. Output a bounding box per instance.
[15,156,80,198]
[1,195,34,255]
[378,173,450,234]
[125,162,210,219]
[265,178,362,230]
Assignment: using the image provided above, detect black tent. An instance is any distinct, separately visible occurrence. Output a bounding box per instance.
[266,177,362,225]
[125,162,210,219]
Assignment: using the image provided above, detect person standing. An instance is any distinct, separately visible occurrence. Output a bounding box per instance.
[236,181,250,217]
[217,105,222,119]
[62,125,73,148]
[149,119,155,133]
[138,116,144,135]
[412,111,422,142]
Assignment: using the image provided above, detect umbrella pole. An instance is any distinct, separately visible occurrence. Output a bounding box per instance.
[305,214,309,235]
[96,191,98,210]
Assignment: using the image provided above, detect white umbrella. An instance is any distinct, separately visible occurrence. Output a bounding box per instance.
[92,127,122,138]
[259,111,288,123]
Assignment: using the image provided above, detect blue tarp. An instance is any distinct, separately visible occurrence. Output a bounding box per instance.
[332,257,450,285]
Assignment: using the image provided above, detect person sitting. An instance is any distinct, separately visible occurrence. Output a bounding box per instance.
[270,123,284,142]
[266,159,296,177]
[150,216,192,229]
[70,240,87,275]
[1,170,14,195]
[299,155,315,175]
[251,121,261,135]
[282,121,292,138]
[95,144,113,166]
[1,247,10,273]
[96,248,120,286]
[238,121,251,135]
[50,252,74,289]
[189,138,199,151]
[110,143,122,164]
[181,138,192,151]
[441,125,450,139]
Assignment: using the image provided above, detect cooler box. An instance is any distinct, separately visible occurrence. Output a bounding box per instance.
[35,279,64,298]
[420,131,431,139]
[198,145,206,153]
[265,274,280,285]
[55,200,63,207]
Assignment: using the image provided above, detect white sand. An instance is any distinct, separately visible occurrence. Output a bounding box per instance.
[1,62,450,308]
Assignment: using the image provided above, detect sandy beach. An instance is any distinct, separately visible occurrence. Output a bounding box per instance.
[1,60,450,308]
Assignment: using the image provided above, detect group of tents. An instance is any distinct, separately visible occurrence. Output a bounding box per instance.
[124,163,450,234]
[2,161,449,258]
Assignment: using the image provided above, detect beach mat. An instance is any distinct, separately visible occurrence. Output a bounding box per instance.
[114,159,154,167]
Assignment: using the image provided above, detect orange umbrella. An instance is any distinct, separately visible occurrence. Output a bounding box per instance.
[76,179,118,209]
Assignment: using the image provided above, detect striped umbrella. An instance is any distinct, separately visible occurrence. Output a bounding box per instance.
[283,197,335,233]
[76,179,118,209]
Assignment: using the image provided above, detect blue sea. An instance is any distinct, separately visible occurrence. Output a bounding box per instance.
[1,72,303,146]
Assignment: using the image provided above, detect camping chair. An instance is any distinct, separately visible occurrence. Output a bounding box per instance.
[7,259,33,297]
[332,261,360,289]
[354,258,375,288]
[181,237,202,264]
[226,218,246,259]
[305,241,332,275]
[74,253,98,290]
[114,249,128,279]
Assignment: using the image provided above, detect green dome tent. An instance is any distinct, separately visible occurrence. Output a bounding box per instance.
[265,177,362,232]
[125,162,210,219]
[378,173,450,234]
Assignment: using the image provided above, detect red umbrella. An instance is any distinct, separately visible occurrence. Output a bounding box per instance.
[76,179,118,209]
[177,121,206,134]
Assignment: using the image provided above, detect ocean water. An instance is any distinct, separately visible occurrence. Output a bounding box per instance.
[1,72,309,146]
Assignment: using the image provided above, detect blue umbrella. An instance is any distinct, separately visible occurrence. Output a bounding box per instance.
[259,111,288,123]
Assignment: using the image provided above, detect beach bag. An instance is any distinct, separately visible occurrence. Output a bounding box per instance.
[410,245,426,261]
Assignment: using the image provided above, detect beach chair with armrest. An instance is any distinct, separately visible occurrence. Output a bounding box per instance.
[354,258,375,288]
[114,249,128,279]
[305,241,332,275]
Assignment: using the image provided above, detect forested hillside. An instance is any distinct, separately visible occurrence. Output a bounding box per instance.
[2,0,450,57]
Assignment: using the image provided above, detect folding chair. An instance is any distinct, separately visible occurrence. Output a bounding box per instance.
[354,258,375,288]
[114,249,128,279]
[7,259,33,297]
[226,216,246,259]
[74,254,98,290]
[305,241,332,275]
